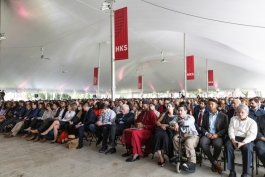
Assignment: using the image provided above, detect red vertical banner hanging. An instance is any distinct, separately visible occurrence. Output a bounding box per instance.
[208,70,214,86]
[138,76,142,89]
[115,7,128,60]
[93,68,98,86]
[186,55,194,80]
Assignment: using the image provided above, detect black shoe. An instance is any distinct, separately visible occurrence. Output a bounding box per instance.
[77,144,83,149]
[105,148,116,155]
[183,162,196,173]
[126,156,140,162]
[228,171,236,177]
[96,138,102,146]
[99,146,108,153]
[241,174,248,177]
[122,152,132,157]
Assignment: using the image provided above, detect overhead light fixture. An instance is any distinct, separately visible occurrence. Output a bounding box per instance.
[100,0,113,11]
[0,33,6,40]
[160,51,169,63]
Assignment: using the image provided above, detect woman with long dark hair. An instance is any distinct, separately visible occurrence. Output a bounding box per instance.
[152,102,177,166]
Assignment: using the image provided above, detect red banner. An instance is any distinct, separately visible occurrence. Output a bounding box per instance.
[115,7,128,60]
[138,76,142,89]
[93,68,98,85]
[208,70,214,86]
[186,56,194,80]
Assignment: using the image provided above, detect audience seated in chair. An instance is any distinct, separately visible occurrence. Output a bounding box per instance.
[75,103,96,149]
[30,102,61,142]
[248,98,265,121]
[193,99,208,132]
[5,102,31,138]
[121,100,156,162]
[225,104,257,177]
[40,104,76,143]
[89,104,116,153]
[200,98,228,174]
[255,114,265,177]
[170,103,199,173]
[152,102,177,166]
[105,104,134,155]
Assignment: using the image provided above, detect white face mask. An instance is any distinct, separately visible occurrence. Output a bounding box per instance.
[217,107,222,111]
[77,107,81,110]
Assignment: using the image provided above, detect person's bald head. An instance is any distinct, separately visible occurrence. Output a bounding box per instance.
[232,99,241,108]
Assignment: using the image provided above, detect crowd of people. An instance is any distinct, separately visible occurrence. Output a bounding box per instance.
[0,96,265,177]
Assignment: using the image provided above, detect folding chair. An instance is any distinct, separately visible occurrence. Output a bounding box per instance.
[200,145,226,171]
[223,149,254,177]
[255,148,264,175]
[115,135,124,146]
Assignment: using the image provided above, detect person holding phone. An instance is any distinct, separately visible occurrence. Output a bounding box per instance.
[75,103,96,149]
[225,104,257,177]
[89,104,116,153]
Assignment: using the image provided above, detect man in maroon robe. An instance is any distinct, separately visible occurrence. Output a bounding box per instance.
[121,100,157,162]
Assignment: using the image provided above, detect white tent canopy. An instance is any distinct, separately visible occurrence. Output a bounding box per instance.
[1,0,265,94]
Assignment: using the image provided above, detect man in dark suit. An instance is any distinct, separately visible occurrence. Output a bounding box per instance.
[248,98,265,121]
[105,104,134,154]
[76,103,96,149]
[193,99,208,130]
[255,114,265,177]
[226,99,241,123]
[201,98,228,174]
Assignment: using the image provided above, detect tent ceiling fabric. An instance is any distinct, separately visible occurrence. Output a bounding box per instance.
[1,0,265,93]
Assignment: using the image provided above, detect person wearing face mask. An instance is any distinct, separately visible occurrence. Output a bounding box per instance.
[200,98,228,174]
[217,100,226,113]
[226,104,257,177]
[170,102,199,173]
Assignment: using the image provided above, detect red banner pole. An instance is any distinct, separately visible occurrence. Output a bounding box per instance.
[93,68,98,86]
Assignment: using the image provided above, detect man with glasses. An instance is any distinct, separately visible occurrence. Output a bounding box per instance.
[226,104,257,177]
[105,104,134,154]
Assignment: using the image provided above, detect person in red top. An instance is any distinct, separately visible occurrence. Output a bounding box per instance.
[121,100,157,162]
[93,102,102,119]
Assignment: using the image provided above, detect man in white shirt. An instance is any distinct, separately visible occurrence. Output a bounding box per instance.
[89,104,116,153]
[225,104,257,177]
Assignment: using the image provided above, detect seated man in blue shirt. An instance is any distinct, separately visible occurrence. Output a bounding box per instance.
[201,98,228,174]
[105,104,134,154]
[89,104,116,153]
[248,98,265,121]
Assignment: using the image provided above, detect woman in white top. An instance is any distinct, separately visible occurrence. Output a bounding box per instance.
[41,104,76,143]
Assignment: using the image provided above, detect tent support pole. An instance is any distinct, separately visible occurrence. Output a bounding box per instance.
[110,0,115,101]
[98,43,101,97]
[206,59,208,98]
[184,33,187,97]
